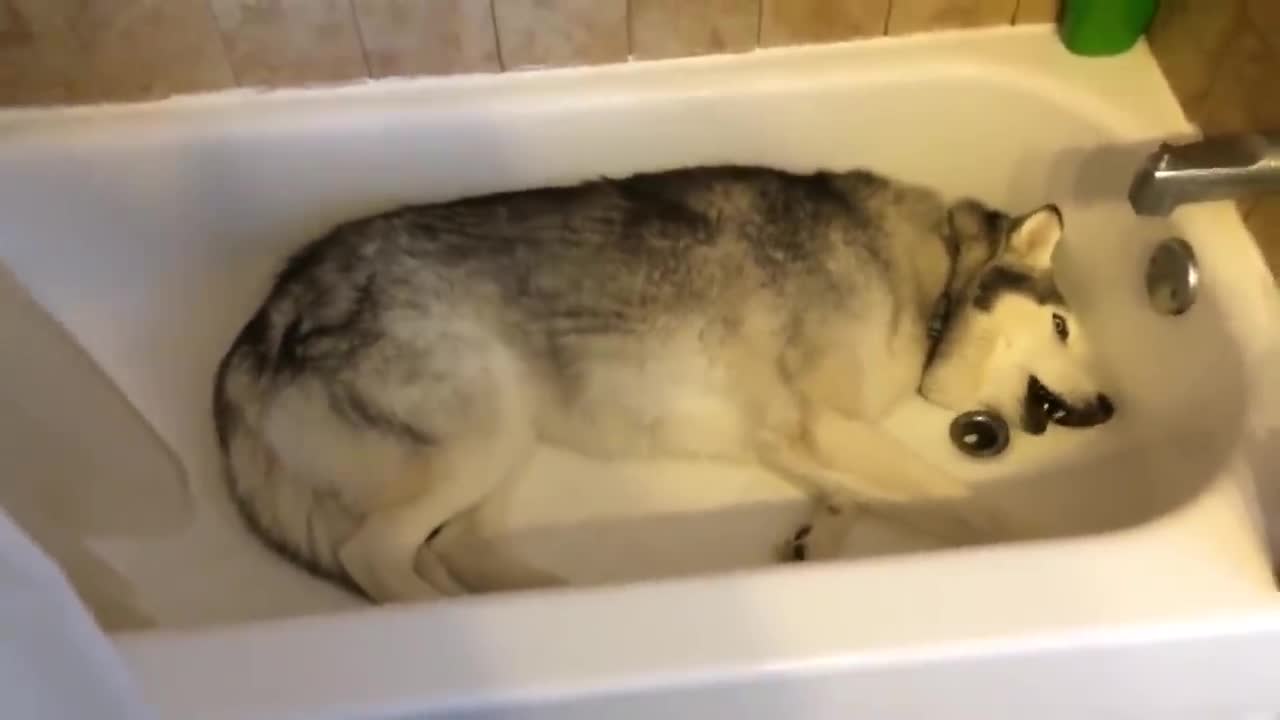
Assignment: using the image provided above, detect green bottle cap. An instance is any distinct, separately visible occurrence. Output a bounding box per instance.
[1060,0,1159,57]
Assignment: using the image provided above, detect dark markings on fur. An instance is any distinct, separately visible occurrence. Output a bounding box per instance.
[972,265,1064,311]
[224,466,370,600]
[816,171,882,267]
[948,199,1008,260]
[211,355,238,454]
[212,310,279,455]
[754,172,845,272]
[979,208,1009,256]
[274,224,354,290]
[926,200,1010,370]
[304,490,323,574]
[275,272,381,377]
[222,165,943,393]
[228,311,274,378]
[611,172,713,233]
[940,212,962,268]
[328,385,434,445]
[213,163,1012,595]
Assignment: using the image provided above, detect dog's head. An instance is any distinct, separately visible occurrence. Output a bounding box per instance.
[920,203,1114,435]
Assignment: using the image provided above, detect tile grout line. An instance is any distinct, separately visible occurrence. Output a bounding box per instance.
[346,0,373,79]
[625,0,634,61]
[490,0,507,71]
[203,0,241,87]
[15,0,1121,106]
[1191,6,1253,131]
[755,0,763,48]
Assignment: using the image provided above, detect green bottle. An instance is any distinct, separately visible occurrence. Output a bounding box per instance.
[1060,0,1159,56]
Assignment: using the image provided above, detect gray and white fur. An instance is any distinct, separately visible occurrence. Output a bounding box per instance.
[213,165,1112,602]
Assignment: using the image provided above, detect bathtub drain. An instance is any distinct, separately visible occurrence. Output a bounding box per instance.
[949,410,1010,458]
[1146,237,1198,316]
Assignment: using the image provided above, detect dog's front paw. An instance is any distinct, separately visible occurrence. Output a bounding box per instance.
[780,523,813,563]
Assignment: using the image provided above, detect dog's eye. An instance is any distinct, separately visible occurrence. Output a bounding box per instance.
[1052,312,1069,342]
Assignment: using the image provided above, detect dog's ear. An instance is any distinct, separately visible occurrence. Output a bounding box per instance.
[1006,204,1062,268]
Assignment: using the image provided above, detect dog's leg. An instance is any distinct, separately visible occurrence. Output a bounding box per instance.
[335,330,539,604]
[758,415,970,505]
[427,511,567,594]
[784,502,991,564]
[339,425,535,603]
[426,536,566,594]
[340,495,467,603]
[760,418,1019,554]
[756,431,871,506]
[757,431,905,560]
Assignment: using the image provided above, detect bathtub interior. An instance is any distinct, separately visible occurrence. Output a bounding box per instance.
[0,31,1275,630]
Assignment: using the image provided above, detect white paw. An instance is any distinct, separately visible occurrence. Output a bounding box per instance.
[344,553,444,604]
[340,526,462,604]
[413,545,469,597]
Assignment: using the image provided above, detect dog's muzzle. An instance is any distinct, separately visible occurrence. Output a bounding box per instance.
[1022,375,1115,435]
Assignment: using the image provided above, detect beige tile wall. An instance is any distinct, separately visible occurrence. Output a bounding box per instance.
[0,0,1058,106]
[1148,0,1280,273]
[24,2,1276,271]
[887,0,1018,36]
[631,0,757,59]
[209,0,367,86]
[1,0,234,104]
[494,0,628,68]
[759,0,890,47]
[355,0,500,76]
[3,1,1269,270]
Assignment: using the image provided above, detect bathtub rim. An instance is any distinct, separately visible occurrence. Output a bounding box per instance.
[3,23,1279,718]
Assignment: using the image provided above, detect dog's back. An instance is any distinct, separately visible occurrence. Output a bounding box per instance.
[214,165,951,600]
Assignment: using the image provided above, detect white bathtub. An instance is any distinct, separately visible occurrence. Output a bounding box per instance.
[4,24,1280,719]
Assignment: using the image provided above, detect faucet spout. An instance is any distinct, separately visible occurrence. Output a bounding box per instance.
[1128,132,1280,216]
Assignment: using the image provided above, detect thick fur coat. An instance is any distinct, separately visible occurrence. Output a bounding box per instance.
[214,166,1110,602]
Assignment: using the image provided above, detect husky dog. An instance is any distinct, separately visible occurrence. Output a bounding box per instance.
[213,166,1113,602]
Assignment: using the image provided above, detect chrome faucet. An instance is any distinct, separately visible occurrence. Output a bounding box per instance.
[1128,132,1280,216]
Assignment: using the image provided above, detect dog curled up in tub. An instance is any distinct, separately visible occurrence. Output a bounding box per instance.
[213,166,1114,602]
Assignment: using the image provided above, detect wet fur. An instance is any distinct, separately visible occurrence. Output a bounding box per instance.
[213,165,1088,602]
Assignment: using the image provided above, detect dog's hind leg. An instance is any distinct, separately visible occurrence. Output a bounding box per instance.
[338,412,536,603]
[336,329,539,604]
[424,531,566,594]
